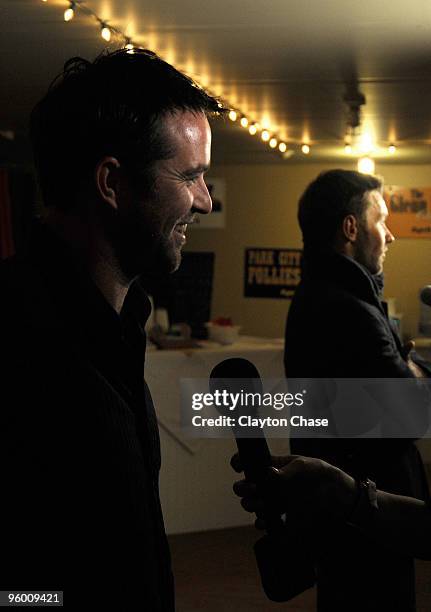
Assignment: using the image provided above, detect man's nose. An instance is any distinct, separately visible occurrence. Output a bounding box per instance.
[193,178,212,215]
[386,227,395,243]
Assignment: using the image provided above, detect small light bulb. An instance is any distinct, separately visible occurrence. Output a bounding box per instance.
[101,25,111,42]
[278,142,287,153]
[357,156,375,174]
[344,143,352,154]
[125,43,134,54]
[64,7,74,22]
[240,117,248,128]
[249,124,257,136]
[269,137,278,148]
[388,144,396,154]
[261,130,270,142]
[301,144,310,155]
[228,110,237,122]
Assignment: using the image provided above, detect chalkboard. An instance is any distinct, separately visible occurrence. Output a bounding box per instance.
[143,251,214,339]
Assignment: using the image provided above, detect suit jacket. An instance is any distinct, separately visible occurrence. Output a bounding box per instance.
[0,221,174,611]
[284,249,429,611]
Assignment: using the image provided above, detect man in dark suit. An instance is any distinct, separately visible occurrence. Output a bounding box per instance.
[0,49,220,610]
[284,170,429,611]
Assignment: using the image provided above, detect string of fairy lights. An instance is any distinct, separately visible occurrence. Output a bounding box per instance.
[225,109,291,156]
[41,0,134,48]
[39,1,399,168]
[38,0,294,159]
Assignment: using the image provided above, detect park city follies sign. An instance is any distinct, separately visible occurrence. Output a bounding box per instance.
[244,248,302,299]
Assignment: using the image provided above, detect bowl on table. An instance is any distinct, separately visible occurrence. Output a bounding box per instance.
[205,322,241,345]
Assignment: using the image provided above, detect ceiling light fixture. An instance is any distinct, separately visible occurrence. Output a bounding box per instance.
[301,144,310,154]
[344,87,366,140]
[228,110,237,122]
[261,130,270,142]
[357,156,375,174]
[278,142,287,153]
[240,117,248,128]
[248,124,258,136]
[269,137,278,148]
[388,144,396,154]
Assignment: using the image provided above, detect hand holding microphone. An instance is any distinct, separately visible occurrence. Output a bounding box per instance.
[232,453,356,524]
[210,357,316,602]
[209,357,284,532]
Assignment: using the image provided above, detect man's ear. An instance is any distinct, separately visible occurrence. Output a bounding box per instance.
[94,156,122,210]
[341,214,359,243]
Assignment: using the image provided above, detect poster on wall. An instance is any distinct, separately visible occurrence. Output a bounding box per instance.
[244,248,302,299]
[384,186,431,238]
[192,178,226,228]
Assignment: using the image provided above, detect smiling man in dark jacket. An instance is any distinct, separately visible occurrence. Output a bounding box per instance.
[0,49,220,610]
[284,169,429,611]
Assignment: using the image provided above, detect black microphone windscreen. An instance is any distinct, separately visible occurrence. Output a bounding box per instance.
[210,357,260,379]
[209,357,263,396]
[209,357,271,478]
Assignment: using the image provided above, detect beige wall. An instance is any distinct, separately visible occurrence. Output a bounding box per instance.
[186,162,431,340]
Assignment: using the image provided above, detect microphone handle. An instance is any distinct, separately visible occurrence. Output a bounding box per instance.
[233,433,285,532]
[235,432,317,602]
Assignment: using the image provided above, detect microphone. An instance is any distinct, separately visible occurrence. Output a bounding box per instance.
[420,285,431,307]
[209,358,273,486]
[210,357,316,602]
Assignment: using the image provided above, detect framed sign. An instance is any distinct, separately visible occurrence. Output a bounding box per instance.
[384,186,431,238]
[244,248,302,299]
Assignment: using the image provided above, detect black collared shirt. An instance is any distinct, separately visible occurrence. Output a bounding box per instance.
[0,220,174,610]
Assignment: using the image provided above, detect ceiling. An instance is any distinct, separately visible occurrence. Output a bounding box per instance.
[1,0,431,165]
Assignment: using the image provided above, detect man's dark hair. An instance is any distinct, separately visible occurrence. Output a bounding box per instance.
[298,169,383,251]
[30,48,222,211]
